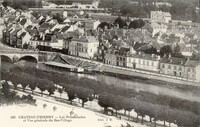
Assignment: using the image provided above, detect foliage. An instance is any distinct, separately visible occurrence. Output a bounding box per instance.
[114,17,127,29]
[128,19,145,29]
[160,45,173,57]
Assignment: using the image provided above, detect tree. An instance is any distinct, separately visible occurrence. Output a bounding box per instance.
[65,85,77,105]
[111,95,124,116]
[98,22,112,29]
[2,1,10,8]
[47,83,56,96]
[129,19,146,29]
[28,77,37,94]
[37,79,50,96]
[114,17,127,29]
[160,45,173,57]
[98,93,110,114]
[76,87,94,107]
[58,88,63,99]
[2,81,11,98]
[53,13,64,24]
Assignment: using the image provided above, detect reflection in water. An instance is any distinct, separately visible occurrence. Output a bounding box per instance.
[2,60,200,102]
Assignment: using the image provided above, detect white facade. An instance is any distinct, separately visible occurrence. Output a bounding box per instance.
[151,22,168,37]
[127,55,160,72]
[68,36,99,59]
[151,11,172,23]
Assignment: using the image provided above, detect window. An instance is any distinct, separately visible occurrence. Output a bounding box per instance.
[143,60,145,65]
[152,62,154,66]
[162,64,165,68]
[147,61,149,66]
[90,49,92,52]
[139,60,141,64]
[123,58,125,61]
[188,68,191,72]
[192,69,195,72]
[174,66,177,70]
[179,67,182,71]
[168,65,171,69]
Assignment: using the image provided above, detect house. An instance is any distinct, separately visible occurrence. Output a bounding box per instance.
[127,53,160,72]
[184,60,200,81]
[69,18,101,30]
[151,22,168,37]
[104,46,136,67]
[57,0,100,9]
[160,57,200,81]
[29,33,64,49]
[160,57,187,77]
[16,31,32,48]
[151,11,172,23]
[68,36,99,59]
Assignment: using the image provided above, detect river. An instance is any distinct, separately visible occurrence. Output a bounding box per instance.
[2,60,200,102]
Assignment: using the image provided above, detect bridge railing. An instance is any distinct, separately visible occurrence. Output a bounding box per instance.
[0,50,39,54]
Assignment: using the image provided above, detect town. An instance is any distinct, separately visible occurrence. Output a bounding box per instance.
[0,0,200,127]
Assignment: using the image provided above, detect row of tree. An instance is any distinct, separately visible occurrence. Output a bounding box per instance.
[6,66,200,116]
[1,81,36,105]
[1,67,200,126]
[2,70,94,108]
[98,17,146,29]
[98,92,200,127]
[99,0,200,22]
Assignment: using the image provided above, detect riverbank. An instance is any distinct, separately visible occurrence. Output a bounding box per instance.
[57,54,200,89]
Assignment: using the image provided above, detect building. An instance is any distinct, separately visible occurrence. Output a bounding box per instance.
[160,57,200,81]
[104,47,135,67]
[29,33,65,49]
[127,53,160,72]
[151,22,168,37]
[68,36,99,59]
[57,0,100,9]
[151,11,172,23]
[69,18,101,30]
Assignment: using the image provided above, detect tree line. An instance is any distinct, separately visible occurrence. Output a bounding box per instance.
[0,81,36,106]
[4,66,200,116]
[99,0,200,22]
[1,66,200,126]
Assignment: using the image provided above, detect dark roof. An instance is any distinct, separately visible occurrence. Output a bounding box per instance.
[160,57,188,65]
[10,29,21,35]
[61,26,70,33]
[129,53,160,61]
[27,29,39,36]
[44,33,54,41]
[26,25,33,30]
[20,32,27,38]
[20,19,27,26]
[185,60,200,67]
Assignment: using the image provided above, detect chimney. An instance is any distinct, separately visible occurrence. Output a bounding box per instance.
[157,55,161,60]
[168,53,172,59]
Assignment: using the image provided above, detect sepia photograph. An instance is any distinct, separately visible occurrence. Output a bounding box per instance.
[0,0,200,127]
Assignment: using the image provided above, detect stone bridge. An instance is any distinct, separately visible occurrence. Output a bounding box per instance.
[0,50,59,63]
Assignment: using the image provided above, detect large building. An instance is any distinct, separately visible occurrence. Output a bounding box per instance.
[68,36,99,59]
[160,57,200,82]
[127,53,161,72]
[151,11,172,23]
[56,0,100,9]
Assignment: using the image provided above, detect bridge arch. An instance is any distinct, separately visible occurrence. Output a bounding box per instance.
[1,55,13,63]
[18,55,38,63]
